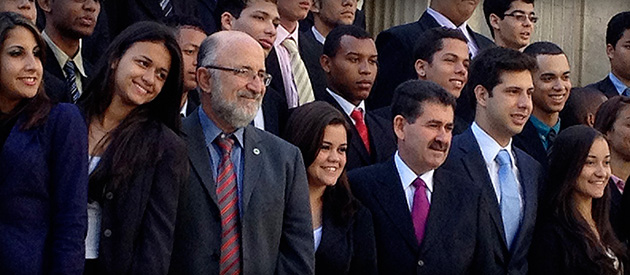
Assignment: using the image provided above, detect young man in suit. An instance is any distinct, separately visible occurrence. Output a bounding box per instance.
[586,11,630,98]
[514,41,572,168]
[441,47,543,275]
[348,80,497,274]
[38,0,99,103]
[168,31,313,275]
[368,0,494,110]
[483,0,536,50]
[219,0,289,135]
[319,25,396,171]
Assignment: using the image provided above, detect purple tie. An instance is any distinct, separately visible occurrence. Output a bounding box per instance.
[411,178,430,245]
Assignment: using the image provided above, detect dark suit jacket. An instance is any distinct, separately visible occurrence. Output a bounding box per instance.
[43,42,94,103]
[348,159,498,274]
[299,29,327,101]
[169,113,314,274]
[103,0,197,38]
[315,203,377,275]
[320,91,396,171]
[586,75,622,99]
[195,0,218,34]
[94,122,188,274]
[618,175,630,243]
[513,119,548,170]
[0,104,87,274]
[609,179,623,240]
[261,86,289,136]
[368,11,495,110]
[440,128,543,275]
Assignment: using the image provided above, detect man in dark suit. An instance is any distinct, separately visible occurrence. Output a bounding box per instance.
[218,0,289,135]
[441,47,543,275]
[38,0,98,103]
[348,80,497,274]
[586,11,630,99]
[169,31,313,275]
[368,0,495,110]
[513,42,572,169]
[319,25,396,171]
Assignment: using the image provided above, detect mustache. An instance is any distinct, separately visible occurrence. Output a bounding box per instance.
[428,140,449,152]
[237,90,262,101]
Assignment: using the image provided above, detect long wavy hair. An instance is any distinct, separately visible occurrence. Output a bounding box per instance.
[282,101,359,224]
[0,12,51,130]
[546,125,626,273]
[80,21,183,199]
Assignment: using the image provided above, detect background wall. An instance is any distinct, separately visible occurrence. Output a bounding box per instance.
[364,0,630,86]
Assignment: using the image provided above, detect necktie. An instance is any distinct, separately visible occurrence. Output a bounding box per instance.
[546,129,557,156]
[496,149,522,250]
[281,38,315,105]
[350,108,370,154]
[623,87,630,97]
[63,60,80,103]
[159,0,173,17]
[215,135,241,275]
[411,178,430,245]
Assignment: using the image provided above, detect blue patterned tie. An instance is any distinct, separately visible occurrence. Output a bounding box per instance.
[496,149,522,250]
[623,87,630,97]
[63,60,79,103]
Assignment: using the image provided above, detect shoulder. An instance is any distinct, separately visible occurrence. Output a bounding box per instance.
[155,123,187,155]
[45,103,87,133]
[247,126,301,157]
[514,146,541,170]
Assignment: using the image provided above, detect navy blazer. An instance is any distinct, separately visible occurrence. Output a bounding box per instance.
[299,29,327,101]
[320,91,396,171]
[513,119,548,170]
[440,128,544,275]
[0,104,88,274]
[169,112,314,274]
[261,86,289,136]
[103,0,197,38]
[585,75,622,99]
[368,11,495,110]
[348,159,498,274]
[43,42,94,104]
[609,179,623,240]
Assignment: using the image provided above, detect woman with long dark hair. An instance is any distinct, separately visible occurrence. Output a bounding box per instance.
[80,21,188,274]
[0,12,87,274]
[530,125,627,274]
[282,101,376,275]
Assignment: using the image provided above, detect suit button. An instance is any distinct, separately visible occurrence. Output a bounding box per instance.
[105,192,114,200]
[103,229,112,237]
[417,260,424,266]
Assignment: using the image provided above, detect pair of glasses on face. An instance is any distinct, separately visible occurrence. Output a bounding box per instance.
[503,11,538,24]
[204,65,273,87]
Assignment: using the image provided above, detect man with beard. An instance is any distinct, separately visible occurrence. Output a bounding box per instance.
[38,0,99,103]
[169,31,314,275]
[348,80,497,274]
[319,25,396,171]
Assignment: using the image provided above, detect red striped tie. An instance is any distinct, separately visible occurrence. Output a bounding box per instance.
[350,108,370,154]
[216,136,241,275]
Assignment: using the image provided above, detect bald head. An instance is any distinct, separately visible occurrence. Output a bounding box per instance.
[197,30,265,68]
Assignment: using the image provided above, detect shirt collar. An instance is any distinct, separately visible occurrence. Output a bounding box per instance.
[471,122,516,168]
[42,31,87,78]
[608,72,629,95]
[426,7,469,29]
[395,151,434,193]
[311,26,325,45]
[197,107,244,148]
[327,88,366,117]
[274,23,300,47]
[530,115,561,137]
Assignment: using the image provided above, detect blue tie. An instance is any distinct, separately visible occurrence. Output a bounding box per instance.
[63,60,80,103]
[623,87,630,97]
[496,149,522,250]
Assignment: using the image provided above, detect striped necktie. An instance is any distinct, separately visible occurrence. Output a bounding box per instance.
[215,135,241,275]
[281,38,315,105]
[159,0,173,17]
[63,60,80,103]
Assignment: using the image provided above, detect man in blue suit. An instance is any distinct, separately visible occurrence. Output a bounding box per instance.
[441,47,544,275]
[349,80,497,274]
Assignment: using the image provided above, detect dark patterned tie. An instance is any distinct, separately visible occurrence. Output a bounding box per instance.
[215,135,241,275]
[159,0,173,17]
[63,60,79,103]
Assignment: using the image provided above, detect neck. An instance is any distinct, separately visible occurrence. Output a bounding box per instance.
[44,26,80,58]
[280,18,298,33]
[309,183,326,205]
[313,18,333,38]
[202,104,236,134]
[180,91,189,108]
[101,96,135,130]
[532,108,559,127]
[475,114,511,147]
[611,151,630,181]
[399,149,430,176]
[0,98,19,114]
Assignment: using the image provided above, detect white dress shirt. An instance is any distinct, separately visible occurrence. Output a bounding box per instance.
[394,151,435,211]
[327,88,366,126]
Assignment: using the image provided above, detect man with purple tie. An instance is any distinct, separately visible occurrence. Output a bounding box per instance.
[348,80,496,274]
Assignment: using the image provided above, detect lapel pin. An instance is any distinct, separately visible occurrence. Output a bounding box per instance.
[253,148,260,155]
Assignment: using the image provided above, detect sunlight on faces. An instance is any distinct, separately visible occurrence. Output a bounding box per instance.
[0,26,42,113]
[222,0,280,54]
[177,28,207,91]
[0,0,37,23]
[112,41,171,108]
[416,38,469,98]
[532,54,571,116]
[395,102,454,175]
[575,138,611,200]
[492,0,535,49]
[307,124,348,187]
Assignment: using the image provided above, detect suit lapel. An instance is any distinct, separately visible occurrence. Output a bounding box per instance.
[512,148,538,250]
[420,171,454,254]
[241,125,263,215]
[182,112,219,206]
[266,48,286,97]
[316,205,348,257]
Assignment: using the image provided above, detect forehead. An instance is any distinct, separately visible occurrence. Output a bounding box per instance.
[434,38,469,56]
[124,41,171,67]
[243,0,279,15]
[177,28,207,45]
[3,26,37,46]
[497,70,533,87]
[535,54,570,72]
[218,40,265,68]
[337,35,376,55]
[507,0,535,12]
[416,101,454,121]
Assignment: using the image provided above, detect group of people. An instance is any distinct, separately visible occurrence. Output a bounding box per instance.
[1,0,630,274]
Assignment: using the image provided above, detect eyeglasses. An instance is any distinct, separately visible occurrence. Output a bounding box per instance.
[503,11,538,24]
[204,65,273,87]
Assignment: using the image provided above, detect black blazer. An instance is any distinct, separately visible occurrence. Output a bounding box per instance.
[618,174,630,243]
[194,0,218,34]
[299,29,327,101]
[609,179,623,240]
[93,123,188,274]
[43,42,94,103]
[368,11,495,110]
[348,159,498,274]
[586,75,622,99]
[261,86,289,136]
[440,128,544,275]
[103,0,196,38]
[315,203,377,275]
[513,119,548,170]
[320,91,396,171]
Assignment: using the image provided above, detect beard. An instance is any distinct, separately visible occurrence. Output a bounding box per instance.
[210,77,262,129]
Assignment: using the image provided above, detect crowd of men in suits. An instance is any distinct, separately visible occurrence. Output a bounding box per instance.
[3,0,630,273]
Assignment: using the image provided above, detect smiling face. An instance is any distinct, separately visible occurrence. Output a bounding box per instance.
[0,0,37,23]
[574,137,611,200]
[416,38,469,98]
[307,123,348,187]
[112,41,171,108]
[222,0,280,54]
[491,0,535,49]
[44,0,100,39]
[322,35,377,106]
[176,27,207,91]
[531,54,571,119]
[277,0,311,22]
[0,26,43,113]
